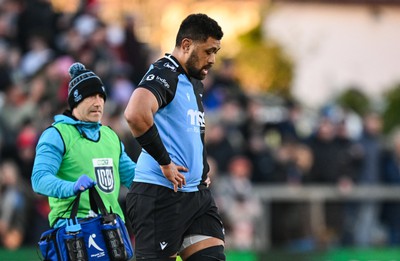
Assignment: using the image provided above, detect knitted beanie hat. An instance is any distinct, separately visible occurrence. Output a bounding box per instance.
[67,62,106,109]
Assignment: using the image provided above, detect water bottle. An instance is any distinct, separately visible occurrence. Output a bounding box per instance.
[101,214,127,261]
[65,218,88,261]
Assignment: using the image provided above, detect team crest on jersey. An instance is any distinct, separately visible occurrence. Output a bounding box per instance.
[92,158,114,193]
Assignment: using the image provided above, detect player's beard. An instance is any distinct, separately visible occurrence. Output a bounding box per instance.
[185,50,210,80]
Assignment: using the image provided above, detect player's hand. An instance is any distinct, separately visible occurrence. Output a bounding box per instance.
[73,175,96,194]
[205,175,211,187]
[160,162,187,192]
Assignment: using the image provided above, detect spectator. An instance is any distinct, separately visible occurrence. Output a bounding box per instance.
[19,35,54,79]
[0,40,13,94]
[352,112,386,247]
[0,160,31,249]
[213,155,262,250]
[205,119,236,174]
[241,96,278,182]
[381,128,400,246]
[0,82,39,156]
[15,119,39,182]
[16,0,58,53]
[274,140,313,184]
[305,116,347,247]
[272,140,315,251]
[203,58,245,111]
[120,14,151,86]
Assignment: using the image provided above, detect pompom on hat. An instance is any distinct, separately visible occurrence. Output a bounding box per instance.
[67,62,106,109]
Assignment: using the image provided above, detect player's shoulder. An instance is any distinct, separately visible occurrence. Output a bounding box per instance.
[153,56,180,73]
[141,56,182,89]
[150,57,181,80]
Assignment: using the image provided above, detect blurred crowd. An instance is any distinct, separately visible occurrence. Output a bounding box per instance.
[1,0,400,254]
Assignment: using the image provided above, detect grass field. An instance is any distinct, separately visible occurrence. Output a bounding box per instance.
[0,248,258,261]
[2,247,400,261]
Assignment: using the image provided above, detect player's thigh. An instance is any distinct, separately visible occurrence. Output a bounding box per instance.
[126,183,186,258]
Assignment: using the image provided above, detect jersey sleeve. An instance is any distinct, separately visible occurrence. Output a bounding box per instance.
[137,64,178,108]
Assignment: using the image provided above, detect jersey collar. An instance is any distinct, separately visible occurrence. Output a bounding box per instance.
[164,53,189,77]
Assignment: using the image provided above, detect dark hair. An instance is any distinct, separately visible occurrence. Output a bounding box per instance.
[175,13,223,47]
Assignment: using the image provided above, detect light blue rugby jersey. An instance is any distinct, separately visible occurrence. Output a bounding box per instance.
[133,54,209,192]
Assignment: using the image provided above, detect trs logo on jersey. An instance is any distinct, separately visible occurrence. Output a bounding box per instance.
[187,109,205,127]
[93,158,114,193]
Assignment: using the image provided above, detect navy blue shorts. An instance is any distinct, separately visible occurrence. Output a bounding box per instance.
[126,182,225,259]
